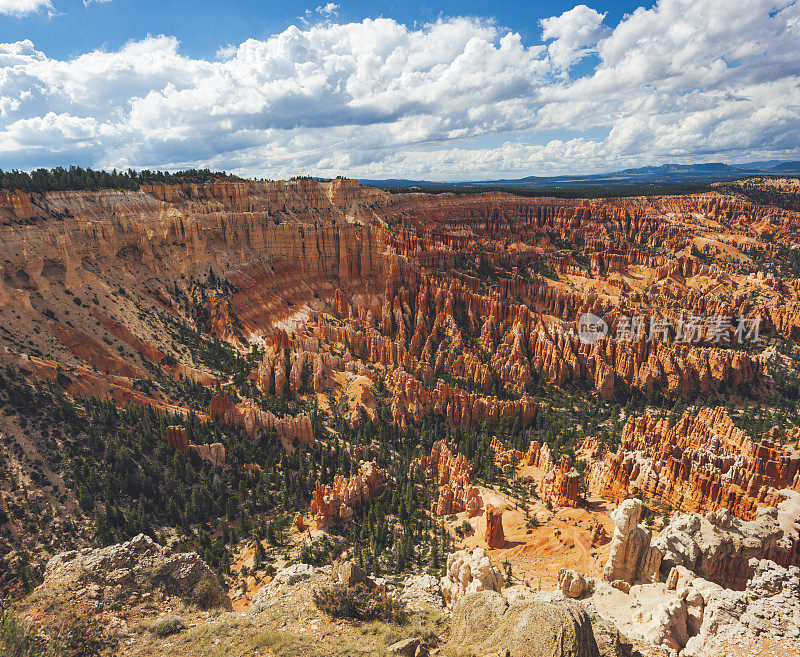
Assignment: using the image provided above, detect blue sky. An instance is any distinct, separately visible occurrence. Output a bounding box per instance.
[1,0,799,180]
[0,1,636,60]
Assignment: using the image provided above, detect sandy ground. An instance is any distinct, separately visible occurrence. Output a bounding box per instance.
[444,479,615,590]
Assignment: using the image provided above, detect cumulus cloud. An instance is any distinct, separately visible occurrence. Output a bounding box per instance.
[0,0,51,16]
[1,0,800,179]
[540,4,607,70]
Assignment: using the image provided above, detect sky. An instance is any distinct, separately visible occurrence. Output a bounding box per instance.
[0,0,799,180]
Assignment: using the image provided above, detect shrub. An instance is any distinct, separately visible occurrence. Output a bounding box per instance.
[312,584,408,623]
[45,613,107,657]
[150,615,185,637]
[299,535,341,567]
[192,578,218,609]
[0,608,45,656]
[454,521,472,538]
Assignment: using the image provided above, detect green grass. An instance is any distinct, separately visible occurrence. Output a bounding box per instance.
[0,608,48,657]
[150,615,186,637]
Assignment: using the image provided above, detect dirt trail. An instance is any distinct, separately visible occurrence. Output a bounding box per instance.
[450,485,615,589]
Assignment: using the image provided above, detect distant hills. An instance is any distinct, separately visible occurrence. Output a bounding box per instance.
[359,161,800,189]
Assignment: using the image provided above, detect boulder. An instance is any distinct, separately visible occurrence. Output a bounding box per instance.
[440,548,503,607]
[557,568,587,598]
[447,590,632,657]
[386,636,421,656]
[331,560,374,589]
[271,563,316,586]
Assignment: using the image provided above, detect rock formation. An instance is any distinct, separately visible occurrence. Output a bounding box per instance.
[590,523,609,546]
[484,505,505,548]
[682,558,800,656]
[418,440,483,516]
[440,548,504,607]
[165,425,190,454]
[25,534,230,634]
[490,436,525,467]
[190,442,226,467]
[599,490,800,593]
[309,461,387,529]
[388,369,536,429]
[602,499,661,584]
[0,179,783,420]
[588,407,800,520]
[651,501,800,590]
[557,568,588,598]
[165,425,225,467]
[540,455,581,508]
[209,395,313,450]
[491,435,580,508]
[3,176,800,629]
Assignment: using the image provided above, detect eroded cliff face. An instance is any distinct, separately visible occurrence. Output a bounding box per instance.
[418,439,483,517]
[0,177,796,507]
[309,461,387,529]
[587,407,800,520]
[0,179,784,405]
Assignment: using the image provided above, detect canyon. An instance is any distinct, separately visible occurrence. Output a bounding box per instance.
[3,176,800,656]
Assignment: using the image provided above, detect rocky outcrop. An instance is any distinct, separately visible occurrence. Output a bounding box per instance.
[418,440,482,516]
[597,491,800,602]
[34,534,231,621]
[440,548,504,608]
[587,407,800,520]
[309,461,387,529]
[209,395,313,450]
[523,440,554,470]
[602,499,661,585]
[191,442,225,467]
[631,580,710,652]
[683,558,800,656]
[447,590,632,657]
[484,505,505,548]
[651,502,800,590]
[613,556,800,655]
[540,455,581,508]
[165,425,225,466]
[331,560,375,589]
[490,436,525,467]
[0,190,36,220]
[165,425,190,454]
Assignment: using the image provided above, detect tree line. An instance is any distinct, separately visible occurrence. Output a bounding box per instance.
[0,167,239,193]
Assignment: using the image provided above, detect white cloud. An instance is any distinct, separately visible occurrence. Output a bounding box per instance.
[84,0,113,5]
[0,0,51,16]
[316,3,339,16]
[1,0,799,179]
[540,4,607,70]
